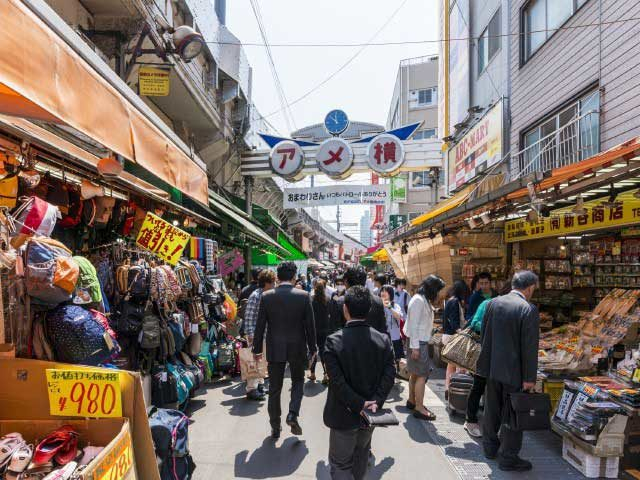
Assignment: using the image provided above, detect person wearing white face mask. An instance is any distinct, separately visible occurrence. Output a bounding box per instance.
[328,275,347,334]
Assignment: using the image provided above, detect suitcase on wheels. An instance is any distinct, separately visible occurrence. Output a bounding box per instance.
[448,372,474,415]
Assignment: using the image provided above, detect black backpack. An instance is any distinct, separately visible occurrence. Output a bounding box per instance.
[151,365,179,408]
[147,407,196,480]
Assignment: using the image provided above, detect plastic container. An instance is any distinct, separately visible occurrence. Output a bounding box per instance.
[563,438,620,478]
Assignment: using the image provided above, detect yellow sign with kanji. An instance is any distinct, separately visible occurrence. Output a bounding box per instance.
[46,368,122,418]
[92,429,133,480]
[136,212,191,265]
[505,189,640,243]
[139,66,170,96]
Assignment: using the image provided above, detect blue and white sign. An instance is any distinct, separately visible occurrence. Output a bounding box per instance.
[324,109,349,135]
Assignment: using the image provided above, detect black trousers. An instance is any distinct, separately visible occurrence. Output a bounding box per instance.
[483,379,523,461]
[311,333,327,375]
[328,427,374,480]
[267,360,305,428]
[466,374,487,423]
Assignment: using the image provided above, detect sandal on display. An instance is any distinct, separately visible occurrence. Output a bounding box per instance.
[0,434,26,471]
[42,461,78,480]
[14,463,54,480]
[5,444,33,477]
[32,426,78,466]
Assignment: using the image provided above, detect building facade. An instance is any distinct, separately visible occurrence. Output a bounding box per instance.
[360,210,373,247]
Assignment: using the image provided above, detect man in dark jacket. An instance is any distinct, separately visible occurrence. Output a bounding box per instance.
[253,262,317,439]
[323,286,396,479]
[477,270,540,472]
[329,266,388,335]
[240,268,262,302]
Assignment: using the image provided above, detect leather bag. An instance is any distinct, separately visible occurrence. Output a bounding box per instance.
[507,392,552,431]
[440,327,481,372]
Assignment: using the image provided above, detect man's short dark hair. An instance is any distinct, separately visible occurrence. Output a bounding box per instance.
[258,269,276,288]
[251,268,262,281]
[344,266,367,288]
[478,271,492,281]
[512,270,538,290]
[394,278,406,287]
[277,261,297,282]
[374,274,387,286]
[344,286,371,319]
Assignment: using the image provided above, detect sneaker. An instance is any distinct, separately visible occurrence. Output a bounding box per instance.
[499,457,532,472]
[464,422,482,438]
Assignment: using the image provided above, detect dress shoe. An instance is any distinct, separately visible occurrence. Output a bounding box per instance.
[286,413,303,436]
[483,446,498,460]
[246,389,265,401]
[271,426,281,440]
[499,457,532,472]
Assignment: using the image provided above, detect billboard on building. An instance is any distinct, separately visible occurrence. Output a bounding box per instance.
[448,0,470,134]
[447,100,503,192]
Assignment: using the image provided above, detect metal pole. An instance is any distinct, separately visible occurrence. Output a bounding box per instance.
[244,176,254,273]
[336,205,341,232]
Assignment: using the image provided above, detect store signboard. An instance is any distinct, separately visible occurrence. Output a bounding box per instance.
[391,174,408,203]
[366,134,405,176]
[283,184,389,208]
[138,66,170,96]
[505,190,640,243]
[136,212,191,265]
[218,249,245,276]
[448,100,502,192]
[46,368,123,418]
[94,429,134,480]
[316,138,354,178]
[270,140,305,180]
[389,214,407,231]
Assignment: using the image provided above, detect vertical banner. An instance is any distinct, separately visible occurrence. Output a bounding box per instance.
[448,0,470,134]
[390,175,408,203]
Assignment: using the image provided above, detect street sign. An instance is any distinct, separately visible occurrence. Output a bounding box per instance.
[389,214,407,231]
[269,140,305,181]
[316,138,354,179]
[138,66,170,96]
[367,134,405,176]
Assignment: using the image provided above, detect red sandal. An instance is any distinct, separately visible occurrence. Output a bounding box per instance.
[31,426,78,466]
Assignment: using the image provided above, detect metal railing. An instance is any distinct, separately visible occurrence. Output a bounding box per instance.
[400,55,438,67]
[509,110,600,181]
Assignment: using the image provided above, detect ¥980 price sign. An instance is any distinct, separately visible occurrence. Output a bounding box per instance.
[46,369,122,418]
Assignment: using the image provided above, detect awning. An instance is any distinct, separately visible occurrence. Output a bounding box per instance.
[209,190,286,255]
[372,248,389,262]
[359,254,374,265]
[411,184,476,226]
[0,0,208,204]
[308,259,324,269]
[252,231,306,265]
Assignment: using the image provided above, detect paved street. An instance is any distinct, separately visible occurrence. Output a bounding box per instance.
[188,368,584,480]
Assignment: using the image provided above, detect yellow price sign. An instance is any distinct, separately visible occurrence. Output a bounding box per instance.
[46,369,122,418]
[91,430,133,480]
[138,66,170,96]
[135,212,191,266]
[633,368,640,384]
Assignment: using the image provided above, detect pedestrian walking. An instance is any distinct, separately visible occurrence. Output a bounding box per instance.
[242,270,276,401]
[372,274,386,296]
[404,275,445,421]
[442,280,470,396]
[323,286,396,480]
[476,270,540,471]
[394,278,409,316]
[252,262,317,439]
[380,285,405,368]
[309,279,330,384]
[328,275,346,334]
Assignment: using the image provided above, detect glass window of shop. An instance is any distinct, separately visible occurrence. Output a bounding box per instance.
[478,8,501,76]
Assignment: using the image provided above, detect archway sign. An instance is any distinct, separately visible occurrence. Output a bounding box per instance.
[241,112,443,180]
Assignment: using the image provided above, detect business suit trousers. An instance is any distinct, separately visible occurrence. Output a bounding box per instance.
[466,374,487,423]
[267,360,305,428]
[328,427,374,480]
[483,380,523,461]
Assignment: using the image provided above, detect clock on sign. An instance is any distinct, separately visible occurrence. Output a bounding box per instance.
[324,109,349,136]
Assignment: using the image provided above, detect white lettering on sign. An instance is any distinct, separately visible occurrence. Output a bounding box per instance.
[269,141,305,180]
[316,138,354,178]
[367,134,405,176]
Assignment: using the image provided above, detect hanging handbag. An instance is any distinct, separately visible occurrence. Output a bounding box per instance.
[440,327,482,372]
[507,392,552,431]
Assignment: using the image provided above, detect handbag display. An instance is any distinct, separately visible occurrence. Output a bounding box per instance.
[507,392,552,431]
[440,327,481,372]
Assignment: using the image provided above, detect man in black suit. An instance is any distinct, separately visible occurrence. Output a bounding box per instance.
[253,262,316,439]
[323,286,396,479]
[477,270,540,472]
[329,266,388,335]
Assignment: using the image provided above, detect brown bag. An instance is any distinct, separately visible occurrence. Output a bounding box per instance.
[441,328,481,372]
[239,347,268,381]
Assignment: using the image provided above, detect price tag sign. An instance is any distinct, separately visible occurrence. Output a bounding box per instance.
[46,369,122,418]
[92,429,133,480]
[554,388,576,421]
[135,212,191,266]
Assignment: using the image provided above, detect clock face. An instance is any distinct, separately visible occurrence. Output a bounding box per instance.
[324,109,349,135]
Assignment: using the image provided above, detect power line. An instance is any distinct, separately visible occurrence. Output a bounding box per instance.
[205,15,640,48]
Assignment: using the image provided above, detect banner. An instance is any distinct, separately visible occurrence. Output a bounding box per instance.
[218,249,245,276]
[389,214,407,231]
[505,190,640,243]
[138,66,170,96]
[136,212,191,265]
[391,175,408,203]
[283,184,389,208]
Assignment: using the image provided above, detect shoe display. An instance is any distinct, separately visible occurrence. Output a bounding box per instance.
[42,461,78,480]
[286,413,303,436]
[463,422,482,438]
[499,457,532,472]
[0,433,26,471]
[5,443,33,476]
[32,426,78,466]
[77,447,104,466]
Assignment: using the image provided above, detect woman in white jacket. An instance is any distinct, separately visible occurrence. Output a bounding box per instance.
[403,275,446,421]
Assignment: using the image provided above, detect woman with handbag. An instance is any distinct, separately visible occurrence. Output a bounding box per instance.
[442,280,470,397]
[404,275,446,421]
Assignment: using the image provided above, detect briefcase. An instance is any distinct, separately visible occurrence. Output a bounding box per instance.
[508,392,552,431]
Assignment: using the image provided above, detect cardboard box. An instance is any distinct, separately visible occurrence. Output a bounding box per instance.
[563,437,620,478]
[0,359,159,480]
[0,418,135,480]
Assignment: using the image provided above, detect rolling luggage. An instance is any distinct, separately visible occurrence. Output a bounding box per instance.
[448,372,474,415]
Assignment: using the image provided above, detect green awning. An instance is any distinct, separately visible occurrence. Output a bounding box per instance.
[252,231,307,265]
[360,254,374,266]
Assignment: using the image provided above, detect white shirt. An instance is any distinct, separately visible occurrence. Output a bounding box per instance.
[403,294,435,349]
[365,278,375,293]
[384,303,404,341]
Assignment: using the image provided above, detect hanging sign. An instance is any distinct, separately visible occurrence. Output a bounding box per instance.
[505,190,640,243]
[136,212,191,265]
[46,368,122,418]
[269,140,305,180]
[389,214,407,231]
[218,249,245,276]
[390,174,408,202]
[316,138,354,178]
[283,184,389,209]
[367,134,405,176]
[138,66,171,96]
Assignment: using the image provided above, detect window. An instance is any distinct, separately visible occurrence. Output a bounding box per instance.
[390,101,400,129]
[413,129,437,140]
[478,8,501,75]
[408,212,422,221]
[521,90,599,173]
[417,88,437,106]
[410,171,432,190]
[523,0,588,62]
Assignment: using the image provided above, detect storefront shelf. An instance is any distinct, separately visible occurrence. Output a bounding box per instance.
[595,263,640,266]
